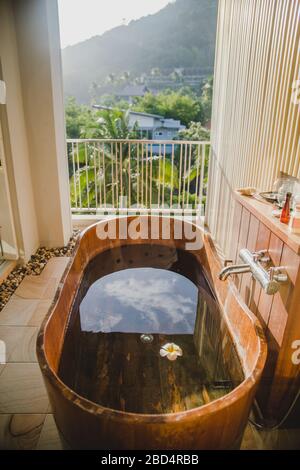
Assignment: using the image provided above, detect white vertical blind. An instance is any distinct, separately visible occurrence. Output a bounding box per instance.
[207,0,300,255]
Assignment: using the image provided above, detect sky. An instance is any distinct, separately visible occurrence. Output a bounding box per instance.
[58,0,172,48]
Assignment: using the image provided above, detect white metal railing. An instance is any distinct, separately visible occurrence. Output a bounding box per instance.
[67,139,210,215]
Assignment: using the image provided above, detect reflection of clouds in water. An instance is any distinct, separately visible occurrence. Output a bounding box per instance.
[93,313,123,331]
[105,277,195,324]
[80,268,197,334]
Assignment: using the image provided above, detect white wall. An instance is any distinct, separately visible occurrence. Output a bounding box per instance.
[0,0,72,261]
[0,118,18,259]
[129,114,156,129]
[13,0,72,248]
[0,0,39,261]
[0,169,17,259]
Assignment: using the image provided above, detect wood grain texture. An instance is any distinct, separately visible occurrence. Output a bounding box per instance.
[229,201,243,263]
[36,217,266,450]
[240,214,260,304]
[234,193,300,255]
[228,193,300,424]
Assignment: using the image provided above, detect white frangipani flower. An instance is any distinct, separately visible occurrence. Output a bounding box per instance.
[159,343,183,361]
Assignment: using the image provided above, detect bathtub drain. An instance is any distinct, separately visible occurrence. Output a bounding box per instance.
[140,334,154,344]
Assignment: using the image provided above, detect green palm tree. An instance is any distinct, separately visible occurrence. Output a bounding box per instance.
[69,110,199,212]
[70,146,180,211]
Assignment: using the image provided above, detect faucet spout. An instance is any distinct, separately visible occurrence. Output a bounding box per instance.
[219,248,288,295]
[218,264,251,281]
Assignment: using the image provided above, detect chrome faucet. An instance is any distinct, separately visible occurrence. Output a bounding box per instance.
[219,249,288,295]
[219,263,251,281]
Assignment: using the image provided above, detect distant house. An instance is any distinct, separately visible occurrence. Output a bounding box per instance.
[127,110,185,141]
[128,111,186,155]
[94,106,185,145]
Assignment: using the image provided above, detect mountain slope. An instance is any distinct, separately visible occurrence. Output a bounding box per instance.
[62,0,218,103]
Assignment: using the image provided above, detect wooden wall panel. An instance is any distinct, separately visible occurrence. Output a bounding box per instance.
[246,216,260,252]
[256,288,273,326]
[227,197,300,423]
[255,223,271,252]
[239,214,259,303]
[228,201,242,262]
[237,208,251,255]
[268,233,284,266]
[207,0,300,257]
[268,294,288,347]
[281,243,300,286]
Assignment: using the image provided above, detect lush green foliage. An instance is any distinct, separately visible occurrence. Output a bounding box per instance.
[131,76,213,127]
[65,97,96,138]
[65,90,211,212]
[177,121,210,141]
[200,76,213,125]
[65,76,213,139]
[132,90,203,127]
[69,142,181,210]
[65,98,138,139]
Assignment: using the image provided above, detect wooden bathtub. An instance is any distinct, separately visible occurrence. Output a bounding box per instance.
[36,216,267,449]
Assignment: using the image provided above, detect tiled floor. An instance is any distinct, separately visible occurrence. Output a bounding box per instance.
[0,255,299,450]
[241,423,300,450]
[0,257,70,450]
[0,414,45,450]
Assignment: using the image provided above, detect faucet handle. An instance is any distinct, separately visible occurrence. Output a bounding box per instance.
[252,250,270,264]
[269,266,288,283]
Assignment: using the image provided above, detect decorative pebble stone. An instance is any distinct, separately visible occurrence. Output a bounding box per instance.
[0,230,80,312]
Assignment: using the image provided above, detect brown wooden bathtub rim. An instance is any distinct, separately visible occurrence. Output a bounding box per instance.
[36,217,267,449]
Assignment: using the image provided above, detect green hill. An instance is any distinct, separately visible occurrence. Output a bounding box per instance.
[62,0,218,103]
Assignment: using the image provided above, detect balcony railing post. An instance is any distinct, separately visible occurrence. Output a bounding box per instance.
[170,143,174,208]
[199,143,206,213]
[93,141,97,209]
[102,142,106,208]
[67,139,210,217]
[128,142,131,207]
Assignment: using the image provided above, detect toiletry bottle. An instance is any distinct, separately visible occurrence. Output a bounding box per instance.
[280,192,292,224]
[289,204,300,234]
